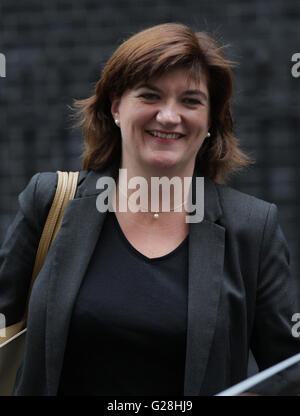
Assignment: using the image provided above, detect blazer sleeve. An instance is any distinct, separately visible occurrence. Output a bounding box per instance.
[0,172,57,326]
[250,203,300,370]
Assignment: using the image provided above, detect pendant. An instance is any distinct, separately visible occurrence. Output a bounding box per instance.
[153,212,159,219]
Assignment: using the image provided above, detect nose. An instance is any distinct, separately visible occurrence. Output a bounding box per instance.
[156,103,181,126]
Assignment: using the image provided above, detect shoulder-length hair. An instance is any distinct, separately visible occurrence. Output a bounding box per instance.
[72,23,251,183]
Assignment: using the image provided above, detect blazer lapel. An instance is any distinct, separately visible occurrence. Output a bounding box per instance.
[184,177,225,396]
[45,167,118,394]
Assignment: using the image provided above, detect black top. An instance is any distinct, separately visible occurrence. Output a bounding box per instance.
[58,211,189,396]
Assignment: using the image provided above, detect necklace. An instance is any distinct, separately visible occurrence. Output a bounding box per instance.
[117,188,187,219]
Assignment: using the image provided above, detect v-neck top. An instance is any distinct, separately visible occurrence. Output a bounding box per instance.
[58,211,189,396]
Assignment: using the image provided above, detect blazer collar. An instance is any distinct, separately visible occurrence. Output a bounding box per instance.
[45,163,224,395]
[76,162,120,198]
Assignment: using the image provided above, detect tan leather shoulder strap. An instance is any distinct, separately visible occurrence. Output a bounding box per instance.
[24,171,79,321]
[51,171,79,244]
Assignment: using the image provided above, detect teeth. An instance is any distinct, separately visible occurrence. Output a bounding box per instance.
[149,131,182,139]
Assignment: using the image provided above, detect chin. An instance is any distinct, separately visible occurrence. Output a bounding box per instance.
[146,157,182,172]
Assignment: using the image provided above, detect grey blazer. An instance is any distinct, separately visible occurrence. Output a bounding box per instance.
[0,163,299,396]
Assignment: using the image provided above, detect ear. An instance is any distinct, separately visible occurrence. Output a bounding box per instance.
[110,96,121,120]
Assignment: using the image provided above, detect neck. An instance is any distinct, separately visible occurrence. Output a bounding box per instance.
[113,161,195,223]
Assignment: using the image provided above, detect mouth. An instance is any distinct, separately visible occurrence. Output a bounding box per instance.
[146,130,185,142]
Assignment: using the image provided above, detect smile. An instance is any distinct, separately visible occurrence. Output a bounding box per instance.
[147,130,184,140]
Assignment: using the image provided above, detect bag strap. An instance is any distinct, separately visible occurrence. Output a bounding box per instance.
[23,171,79,321]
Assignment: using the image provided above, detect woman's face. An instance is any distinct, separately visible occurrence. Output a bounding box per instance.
[111,67,210,175]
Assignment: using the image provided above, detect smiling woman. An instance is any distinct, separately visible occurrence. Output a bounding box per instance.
[1,23,299,396]
[74,23,250,183]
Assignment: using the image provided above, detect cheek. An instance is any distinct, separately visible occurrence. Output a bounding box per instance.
[188,108,209,128]
[122,110,151,130]
[191,118,209,136]
[134,107,156,125]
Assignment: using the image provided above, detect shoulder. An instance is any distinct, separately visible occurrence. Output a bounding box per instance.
[212,182,280,240]
[215,182,271,210]
[17,172,57,229]
[18,170,89,229]
[212,182,290,280]
[214,181,274,220]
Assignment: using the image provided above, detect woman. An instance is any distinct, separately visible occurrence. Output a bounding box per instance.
[0,23,299,396]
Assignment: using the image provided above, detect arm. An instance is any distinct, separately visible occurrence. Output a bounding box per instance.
[0,173,57,327]
[251,203,300,370]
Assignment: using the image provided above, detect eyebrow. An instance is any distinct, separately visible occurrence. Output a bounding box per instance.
[135,83,209,102]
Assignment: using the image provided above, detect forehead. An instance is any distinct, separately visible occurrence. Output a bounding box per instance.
[135,67,209,94]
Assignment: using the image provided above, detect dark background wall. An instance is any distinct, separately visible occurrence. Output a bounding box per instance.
[0,0,299,302]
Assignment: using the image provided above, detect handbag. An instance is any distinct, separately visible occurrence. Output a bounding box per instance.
[0,171,79,396]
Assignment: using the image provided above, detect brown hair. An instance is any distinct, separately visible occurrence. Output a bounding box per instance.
[72,23,252,183]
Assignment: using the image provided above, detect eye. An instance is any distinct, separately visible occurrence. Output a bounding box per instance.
[139,93,160,100]
[183,97,202,106]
